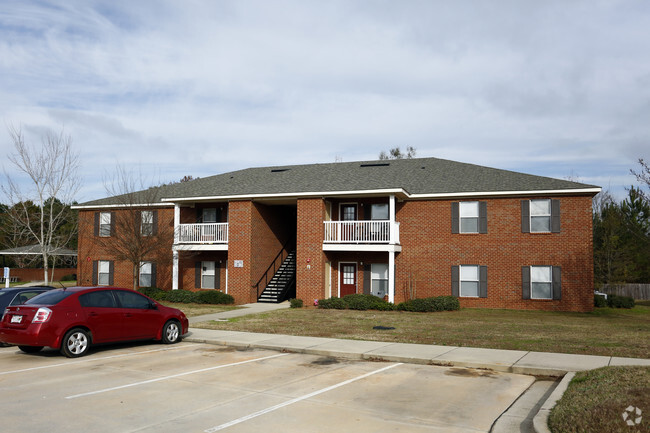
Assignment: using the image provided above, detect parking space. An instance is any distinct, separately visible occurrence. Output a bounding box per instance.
[0,342,533,432]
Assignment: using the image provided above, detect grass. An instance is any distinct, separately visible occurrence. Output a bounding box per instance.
[548,366,650,433]
[193,304,650,359]
[160,302,241,317]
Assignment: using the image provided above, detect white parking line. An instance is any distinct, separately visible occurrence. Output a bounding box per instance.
[204,362,403,432]
[0,344,198,376]
[66,353,289,400]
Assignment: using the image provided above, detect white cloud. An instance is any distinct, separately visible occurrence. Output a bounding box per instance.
[1,0,649,202]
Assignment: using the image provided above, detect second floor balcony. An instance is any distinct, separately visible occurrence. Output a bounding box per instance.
[176,223,229,244]
[323,220,400,246]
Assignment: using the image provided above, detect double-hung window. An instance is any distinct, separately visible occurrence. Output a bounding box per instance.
[452,202,487,234]
[97,260,112,286]
[522,199,560,233]
[141,211,154,236]
[139,261,153,287]
[370,264,388,298]
[99,212,112,237]
[452,265,487,298]
[522,266,561,300]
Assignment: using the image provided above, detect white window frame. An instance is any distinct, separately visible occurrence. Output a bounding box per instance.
[459,265,480,298]
[99,212,112,237]
[139,261,153,287]
[459,202,479,233]
[370,203,389,221]
[141,211,153,236]
[531,266,553,299]
[98,260,111,286]
[202,261,216,289]
[530,199,551,233]
[370,263,389,298]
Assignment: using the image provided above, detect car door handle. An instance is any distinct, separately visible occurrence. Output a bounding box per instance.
[124,313,133,318]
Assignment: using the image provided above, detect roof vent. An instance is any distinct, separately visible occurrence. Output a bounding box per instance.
[360,162,390,168]
[271,168,290,173]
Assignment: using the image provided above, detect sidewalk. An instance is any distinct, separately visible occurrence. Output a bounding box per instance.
[186,301,650,377]
[186,306,650,433]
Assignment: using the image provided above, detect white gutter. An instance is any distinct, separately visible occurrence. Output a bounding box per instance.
[71,202,175,210]
[161,188,410,203]
[73,187,601,209]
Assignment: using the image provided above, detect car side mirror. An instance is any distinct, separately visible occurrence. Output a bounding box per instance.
[150,301,158,310]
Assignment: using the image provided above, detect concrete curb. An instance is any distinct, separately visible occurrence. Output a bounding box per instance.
[532,372,575,433]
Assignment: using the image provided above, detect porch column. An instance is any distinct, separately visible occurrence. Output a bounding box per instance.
[388,250,395,303]
[172,250,179,291]
[389,194,396,244]
[174,203,180,244]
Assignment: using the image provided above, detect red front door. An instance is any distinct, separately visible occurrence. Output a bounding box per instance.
[340,263,357,297]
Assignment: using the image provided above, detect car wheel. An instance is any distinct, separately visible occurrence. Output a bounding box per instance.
[18,345,43,353]
[162,320,181,344]
[61,328,91,358]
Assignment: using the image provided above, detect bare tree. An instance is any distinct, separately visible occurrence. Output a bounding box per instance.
[2,125,80,284]
[94,165,174,290]
[379,146,417,160]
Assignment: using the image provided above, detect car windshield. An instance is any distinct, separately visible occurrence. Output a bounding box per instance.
[25,290,74,306]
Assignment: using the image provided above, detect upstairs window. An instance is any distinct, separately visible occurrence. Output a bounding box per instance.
[95,212,115,238]
[522,199,560,233]
[370,203,389,220]
[452,202,487,234]
[141,211,154,236]
[202,208,217,223]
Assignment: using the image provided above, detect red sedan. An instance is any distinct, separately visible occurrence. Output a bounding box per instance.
[0,287,189,357]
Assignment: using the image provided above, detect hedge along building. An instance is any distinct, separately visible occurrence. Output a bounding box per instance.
[73,157,601,312]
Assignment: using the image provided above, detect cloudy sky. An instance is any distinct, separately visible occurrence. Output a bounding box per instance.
[1,0,649,202]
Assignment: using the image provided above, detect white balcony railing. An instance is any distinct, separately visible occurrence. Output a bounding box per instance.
[177,223,228,244]
[323,220,400,244]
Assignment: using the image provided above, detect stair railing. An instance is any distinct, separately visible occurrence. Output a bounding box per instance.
[254,239,295,299]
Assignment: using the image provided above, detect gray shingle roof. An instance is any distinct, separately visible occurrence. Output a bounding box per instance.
[77,157,600,207]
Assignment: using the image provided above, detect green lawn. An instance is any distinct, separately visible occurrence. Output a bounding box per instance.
[193,304,650,359]
[549,366,650,433]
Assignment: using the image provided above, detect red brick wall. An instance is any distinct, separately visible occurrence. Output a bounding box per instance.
[76,208,174,290]
[296,198,327,303]
[7,268,77,283]
[395,196,594,312]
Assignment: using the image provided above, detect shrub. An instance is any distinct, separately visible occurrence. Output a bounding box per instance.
[138,287,167,300]
[594,294,607,308]
[342,294,394,311]
[397,296,460,312]
[607,294,635,309]
[61,274,76,281]
[289,298,304,308]
[317,297,348,309]
[164,289,198,303]
[435,295,461,311]
[196,290,235,305]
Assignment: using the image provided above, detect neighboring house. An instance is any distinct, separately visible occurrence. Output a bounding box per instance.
[73,157,600,312]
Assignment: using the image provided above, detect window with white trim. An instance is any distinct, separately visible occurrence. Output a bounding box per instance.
[460,202,479,233]
[459,265,480,297]
[98,260,111,286]
[141,211,154,236]
[139,261,153,287]
[370,203,389,220]
[530,199,551,232]
[531,266,552,299]
[370,264,388,298]
[99,212,112,237]
[202,261,216,289]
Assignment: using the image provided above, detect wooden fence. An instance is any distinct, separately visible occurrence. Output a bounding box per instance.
[600,284,650,300]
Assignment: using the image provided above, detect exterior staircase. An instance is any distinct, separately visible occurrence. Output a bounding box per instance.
[257,251,296,303]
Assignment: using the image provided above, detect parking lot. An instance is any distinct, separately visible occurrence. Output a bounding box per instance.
[0,341,534,432]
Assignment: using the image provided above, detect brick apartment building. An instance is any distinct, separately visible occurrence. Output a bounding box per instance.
[73,157,600,312]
